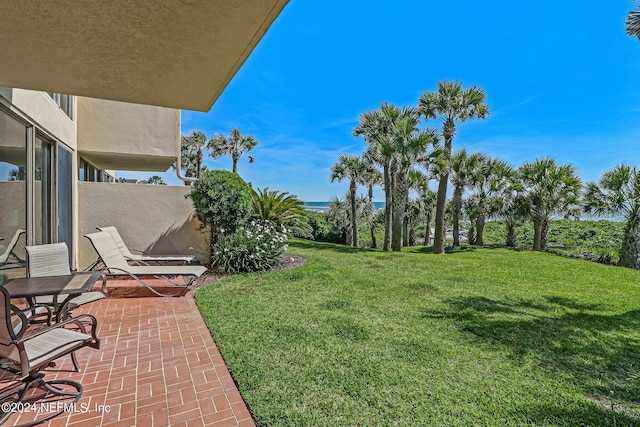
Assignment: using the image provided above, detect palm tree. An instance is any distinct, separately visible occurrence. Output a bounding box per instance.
[499,193,530,247]
[251,187,312,238]
[584,164,640,269]
[627,2,640,40]
[177,130,208,183]
[468,157,514,245]
[354,103,402,251]
[519,158,581,251]
[405,169,429,247]
[416,188,437,246]
[389,110,439,251]
[418,81,489,254]
[360,159,383,248]
[146,175,166,185]
[449,149,486,246]
[330,155,368,247]
[207,128,258,174]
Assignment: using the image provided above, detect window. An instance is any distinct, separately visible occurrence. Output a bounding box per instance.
[47,92,74,120]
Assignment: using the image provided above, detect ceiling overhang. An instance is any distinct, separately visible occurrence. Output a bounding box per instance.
[0,1,288,112]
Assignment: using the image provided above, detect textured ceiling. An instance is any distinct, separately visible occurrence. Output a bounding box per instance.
[0,0,288,111]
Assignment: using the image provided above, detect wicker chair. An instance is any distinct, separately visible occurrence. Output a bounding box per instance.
[0,285,99,427]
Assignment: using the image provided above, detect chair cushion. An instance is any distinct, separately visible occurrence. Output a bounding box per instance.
[24,328,90,370]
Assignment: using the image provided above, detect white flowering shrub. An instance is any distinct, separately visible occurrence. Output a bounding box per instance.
[212,220,289,273]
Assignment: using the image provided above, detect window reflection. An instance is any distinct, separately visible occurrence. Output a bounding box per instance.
[0,109,28,281]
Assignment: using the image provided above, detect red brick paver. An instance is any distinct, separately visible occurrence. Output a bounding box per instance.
[2,294,255,426]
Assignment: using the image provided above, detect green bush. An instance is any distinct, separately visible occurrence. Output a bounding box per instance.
[306,211,344,244]
[189,170,253,262]
[212,220,288,273]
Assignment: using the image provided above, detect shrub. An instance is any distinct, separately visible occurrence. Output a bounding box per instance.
[189,170,253,265]
[212,220,288,273]
[251,187,312,238]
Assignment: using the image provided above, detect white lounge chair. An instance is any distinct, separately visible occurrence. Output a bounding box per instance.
[97,226,197,265]
[0,228,26,270]
[85,231,207,297]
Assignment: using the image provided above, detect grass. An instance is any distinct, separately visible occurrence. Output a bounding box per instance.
[195,239,640,426]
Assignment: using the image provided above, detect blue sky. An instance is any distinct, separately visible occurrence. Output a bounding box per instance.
[123,0,640,202]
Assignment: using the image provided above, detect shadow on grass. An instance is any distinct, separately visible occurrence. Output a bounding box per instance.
[289,239,381,254]
[404,244,526,255]
[421,295,640,420]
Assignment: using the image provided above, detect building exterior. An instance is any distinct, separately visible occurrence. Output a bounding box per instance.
[0,1,289,280]
[0,90,181,280]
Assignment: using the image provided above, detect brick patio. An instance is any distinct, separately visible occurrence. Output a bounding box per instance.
[1,293,255,427]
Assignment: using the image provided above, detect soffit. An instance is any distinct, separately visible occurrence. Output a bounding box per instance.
[0,0,288,112]
[80,151,175,172]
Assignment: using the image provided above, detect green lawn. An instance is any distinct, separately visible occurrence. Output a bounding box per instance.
[195,239,640,426]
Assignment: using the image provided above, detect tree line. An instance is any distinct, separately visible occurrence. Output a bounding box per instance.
[329,81,640,269]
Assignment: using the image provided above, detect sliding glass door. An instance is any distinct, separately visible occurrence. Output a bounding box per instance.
[57,144,73,264]
[0,109,28,281]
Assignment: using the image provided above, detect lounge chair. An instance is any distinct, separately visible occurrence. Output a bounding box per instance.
[84,231,207,297]
[97,226,197,265]
[0,228,26,270]
[0,284,100,426]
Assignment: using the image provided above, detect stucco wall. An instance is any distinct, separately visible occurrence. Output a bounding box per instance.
[10,89,76,148]
[76,182,207,269]
[76,97,179,171]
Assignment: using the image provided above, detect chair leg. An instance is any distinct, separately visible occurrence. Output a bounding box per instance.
[71,352,81,372]
[0,371,83,427]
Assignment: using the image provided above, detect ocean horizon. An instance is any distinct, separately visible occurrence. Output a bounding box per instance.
[304,201,385,212]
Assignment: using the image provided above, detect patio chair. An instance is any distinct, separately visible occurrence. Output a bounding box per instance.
[26,243,108,309]
[96,226,197,265]
[0,285,100,427]
[84,231,207,297]
[0,229,26,270]
[25,242,107,372]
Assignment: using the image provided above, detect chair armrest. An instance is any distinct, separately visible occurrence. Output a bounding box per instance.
[128,249,151,256]
[71,271,108,297]
[9,304,53,338]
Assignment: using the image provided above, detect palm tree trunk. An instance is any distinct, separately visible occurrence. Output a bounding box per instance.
[424,218,431,246]
[383,164,392,251]
[468,224,476,245]
[452,186,463,247]
[619,221,640,269]
[533,220,543,251]
[475,214,485,246]
[433,175,448,253]
[506,222,517,247]
[434,120,454,254]
[402,217,409,247]
[391,168,404,252]
[540,219,549,250]
[368,184,377,249]
[232,159,238,174]
[349,182,359,247]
